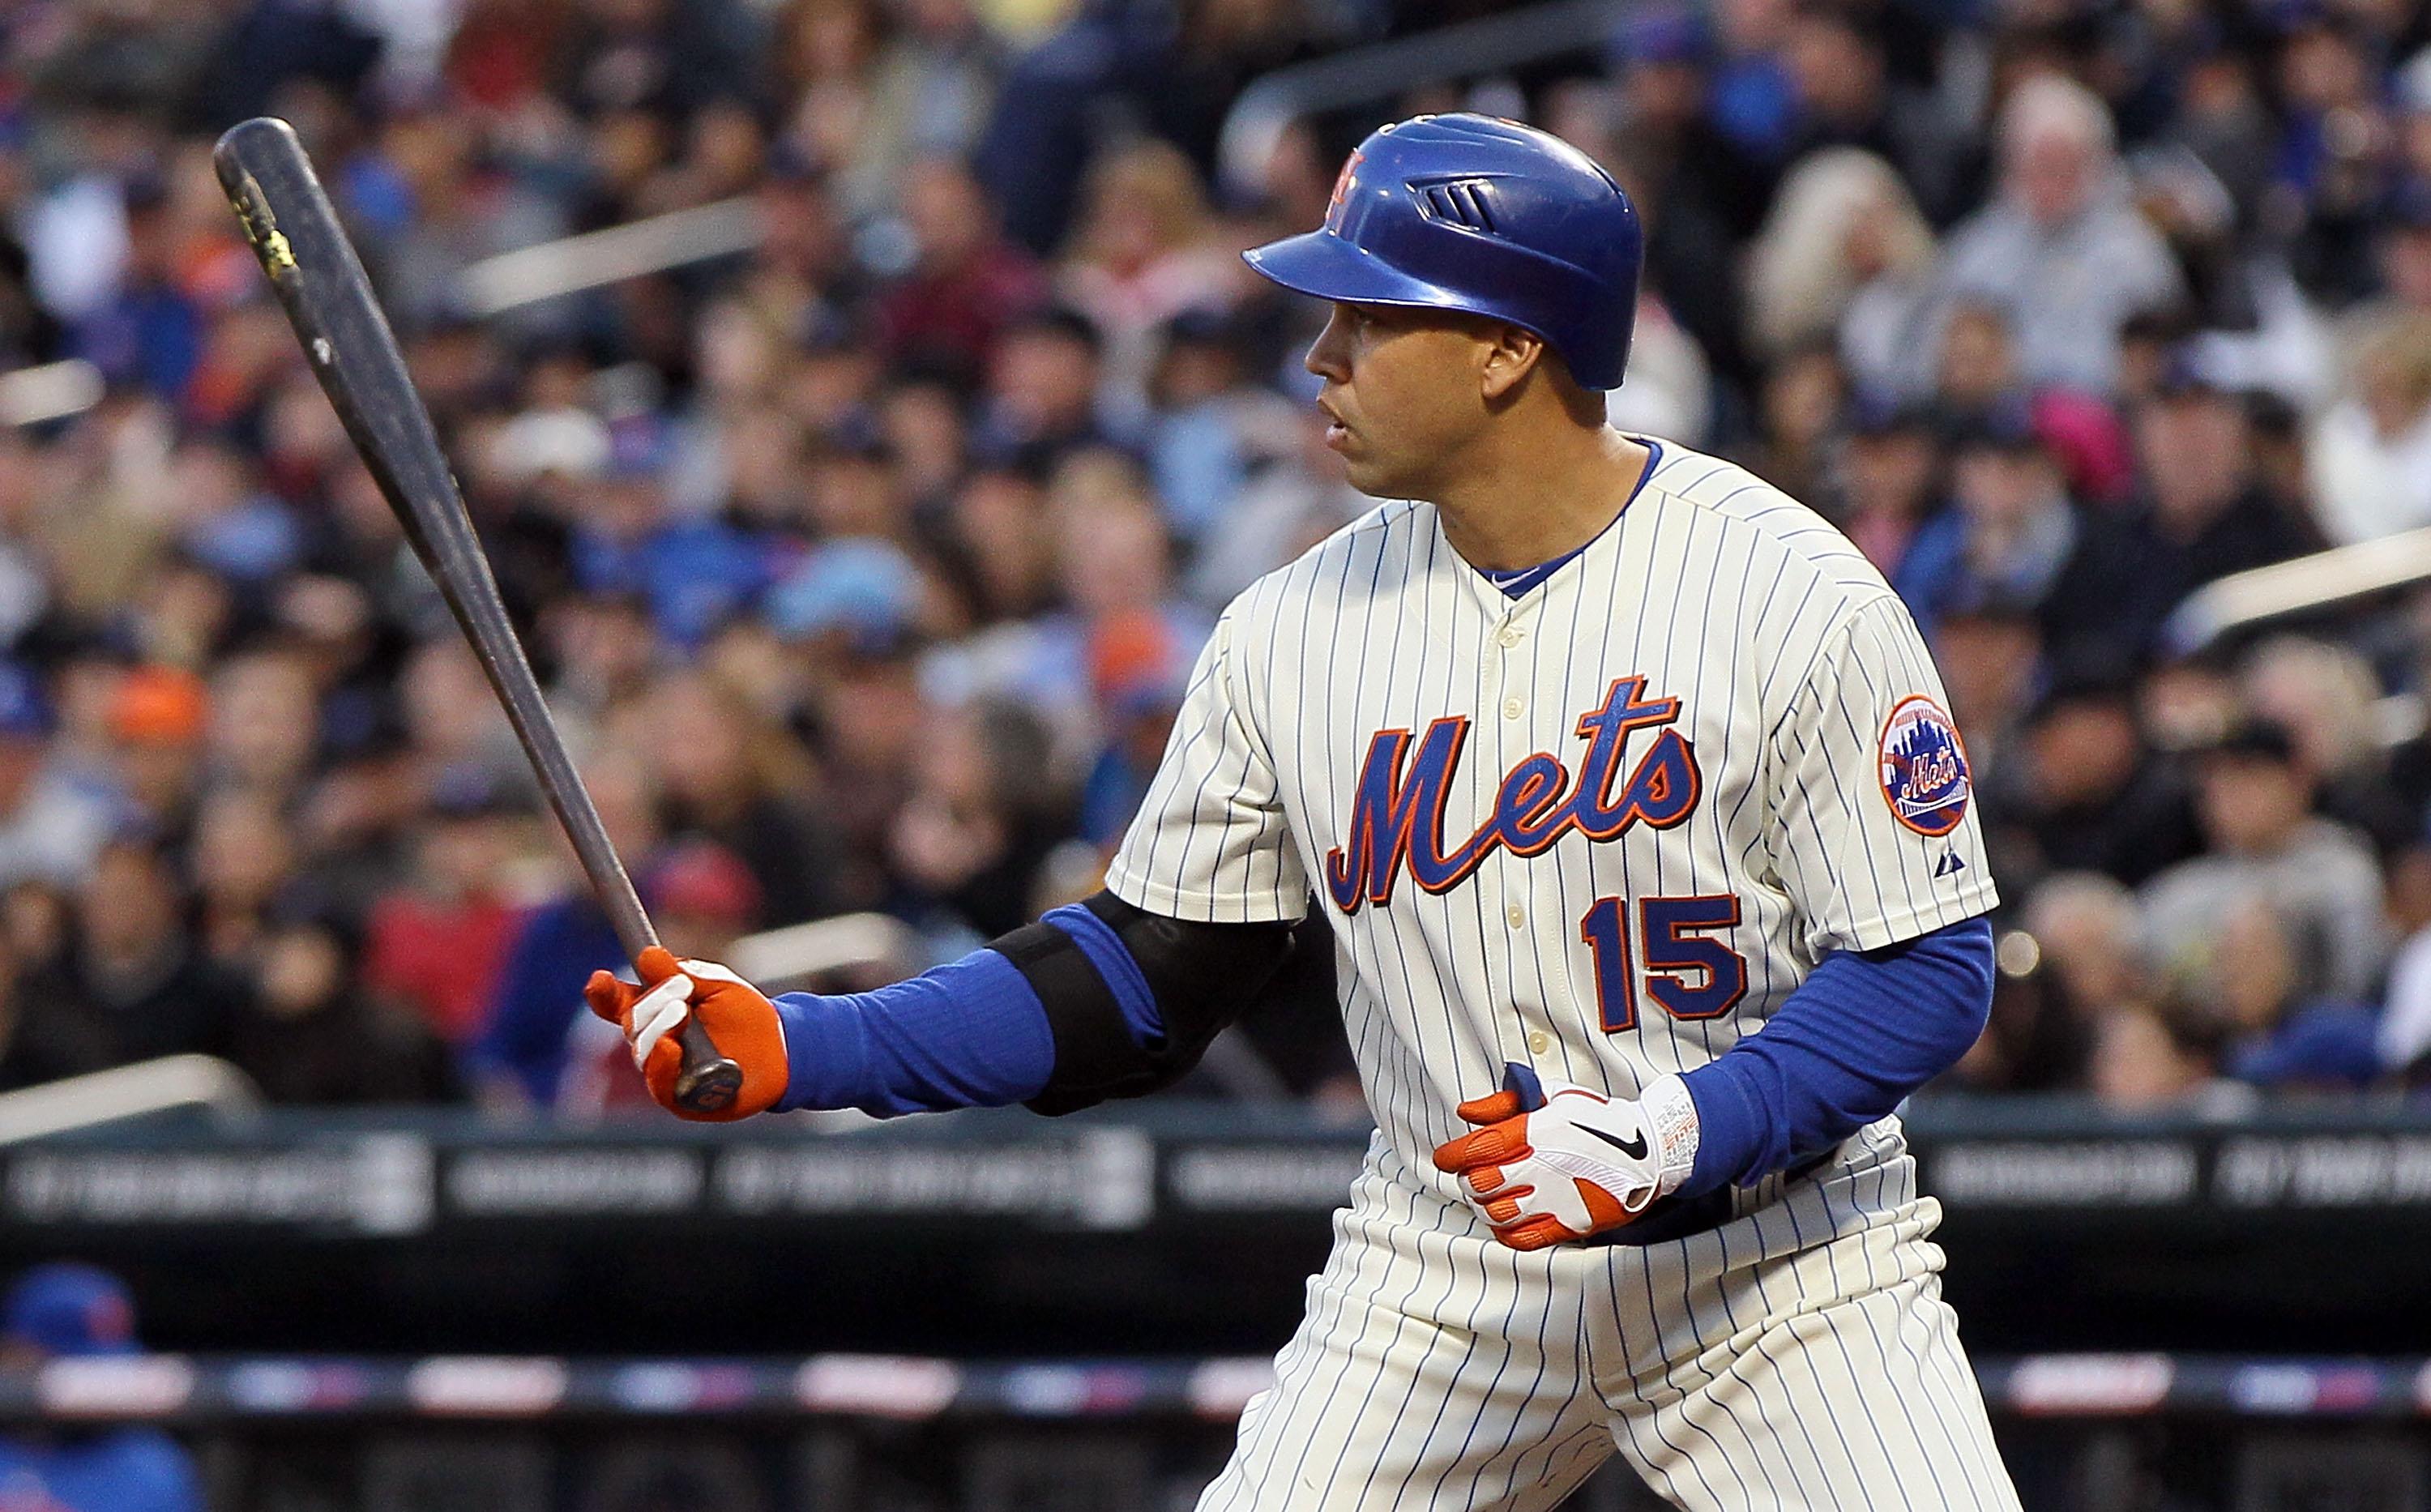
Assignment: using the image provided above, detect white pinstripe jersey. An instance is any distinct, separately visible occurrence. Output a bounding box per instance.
[1104,438,1999,1202]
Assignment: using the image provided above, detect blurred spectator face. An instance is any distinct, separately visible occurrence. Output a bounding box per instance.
[820,651,925,777]
[789,343,882,434]
[257,922,348,1022]
[2136,389,2249,525]
[0,729,41,818]
[2025,873,2146,1011]
[404,641,504,767]
[2388,844,2431,937]
[1075,141,1212,274]
[1934,609,2042,739]
[1152,331,1244,410]
[807,449,904,539]
[2090,1006,2213,1108]
[1938,305,2017,408]
[698,302,784,403]
[1760,346,1844,454]
[2382,224,2431,309]
[209,650,319,795]
[277,577,378,688]
[645,675,755,814]
[1952,441,2058,537]
[167,438,251,527]
[2279,23,2371,112]
[5,883,65,972]
[549,594,659,703]
[2026,695,2139,806]
[1842,425,1938,519]
[52,655,121,763]
[333,462,406,551]
[902,157,995,274]
[686,100,767,199]
[888,706,1010,894]
[1257,119,1341,231]
[1629,55,1707,131]
[582,750,663,864]
[79,844,179,964]
[596,472,669,542]
[2139,660,2238,750]
[2194,748,2309,853]
[990,322,1100,439]
[2209,896,2299,1031]
[405,327,509,423]
[424,809,516,900]
[651,841,761,961]
[703,621,797,724]
[137,560,234,670]
[2242,637,2379,780]
[2351,314,2431,438]
[109,666,207,821]
[880,384,965,502]
[722,410,810,526]
[194,792,295,914]
[263,374,355,488]
[1786,11,1882,123]
[1056,499,1172,619]
[2002,76,2110,225]
[2116,322,2181,406]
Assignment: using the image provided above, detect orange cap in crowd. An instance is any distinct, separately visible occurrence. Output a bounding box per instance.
[109,666,209,745]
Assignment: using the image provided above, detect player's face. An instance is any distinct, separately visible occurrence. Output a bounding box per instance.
[1302,301,1500,498]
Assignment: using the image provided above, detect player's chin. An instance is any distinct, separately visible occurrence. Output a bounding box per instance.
[1335,453,1402,498]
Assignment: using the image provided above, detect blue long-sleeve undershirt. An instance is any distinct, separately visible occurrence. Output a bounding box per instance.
[770,903,1153,1117]
[769,903,1993,1195]
[1675,916,1994,1198]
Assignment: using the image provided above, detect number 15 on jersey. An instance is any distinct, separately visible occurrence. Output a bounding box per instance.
[1579,895,1748,1033]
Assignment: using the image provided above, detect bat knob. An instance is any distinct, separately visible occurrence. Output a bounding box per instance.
[670,1019,744,1115]
[1500,1061,1546,1113]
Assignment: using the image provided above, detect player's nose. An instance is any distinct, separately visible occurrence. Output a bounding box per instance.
[1303,308,1353,381]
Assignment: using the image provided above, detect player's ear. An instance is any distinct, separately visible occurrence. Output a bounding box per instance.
[1478,323,1547,404]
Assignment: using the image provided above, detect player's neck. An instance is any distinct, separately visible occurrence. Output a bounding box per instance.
[1431,425,1652,572]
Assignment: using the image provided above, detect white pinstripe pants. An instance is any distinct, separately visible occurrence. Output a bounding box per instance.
[1198,1125,2021,1511]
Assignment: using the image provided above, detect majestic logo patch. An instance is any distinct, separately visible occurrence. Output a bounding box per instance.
[1880,696,1972,837]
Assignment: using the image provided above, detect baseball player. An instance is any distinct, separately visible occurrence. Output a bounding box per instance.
[589,113,2020,1510]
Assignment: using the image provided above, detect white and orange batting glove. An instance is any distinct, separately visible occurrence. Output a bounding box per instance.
[583,946,790,1121]
[1431,1064,1701,1250]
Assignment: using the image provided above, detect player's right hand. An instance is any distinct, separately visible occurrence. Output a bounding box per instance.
[583,946,789,1121]
[1432,1077,1664,1249]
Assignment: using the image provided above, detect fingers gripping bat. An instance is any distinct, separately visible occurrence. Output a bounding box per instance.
[213,117,742,1114]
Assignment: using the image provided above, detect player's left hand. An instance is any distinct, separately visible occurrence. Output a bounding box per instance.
[1432,1070,1683,1250]
[583,946,790,1121]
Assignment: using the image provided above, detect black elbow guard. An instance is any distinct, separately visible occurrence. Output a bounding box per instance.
[988,891,1301,1115]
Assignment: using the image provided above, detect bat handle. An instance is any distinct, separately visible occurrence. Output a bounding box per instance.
[622,912,744,1117]
[670,1017,745,1116]
[1501,1061,1546,1113]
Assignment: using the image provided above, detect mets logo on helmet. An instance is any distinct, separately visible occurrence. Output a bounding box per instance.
[1324,150,1365,234]
[1878,695,1972,837]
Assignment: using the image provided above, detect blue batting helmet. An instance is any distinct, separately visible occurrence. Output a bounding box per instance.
[1243,114,1643,391]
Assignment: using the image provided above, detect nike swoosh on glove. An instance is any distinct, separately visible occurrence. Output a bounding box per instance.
[583,946,789,1121]
[1431,1070,1699,1250]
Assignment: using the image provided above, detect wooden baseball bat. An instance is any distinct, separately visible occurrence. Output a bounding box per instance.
[212,117,743,1115]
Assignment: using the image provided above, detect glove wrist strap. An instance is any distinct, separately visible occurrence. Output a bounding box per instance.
[1639,1074,1700,1199]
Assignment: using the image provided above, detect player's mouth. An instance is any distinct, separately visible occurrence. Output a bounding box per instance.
[1318,399,1351,450]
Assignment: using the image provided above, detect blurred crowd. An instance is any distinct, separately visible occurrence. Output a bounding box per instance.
[0,0,2429,1116]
